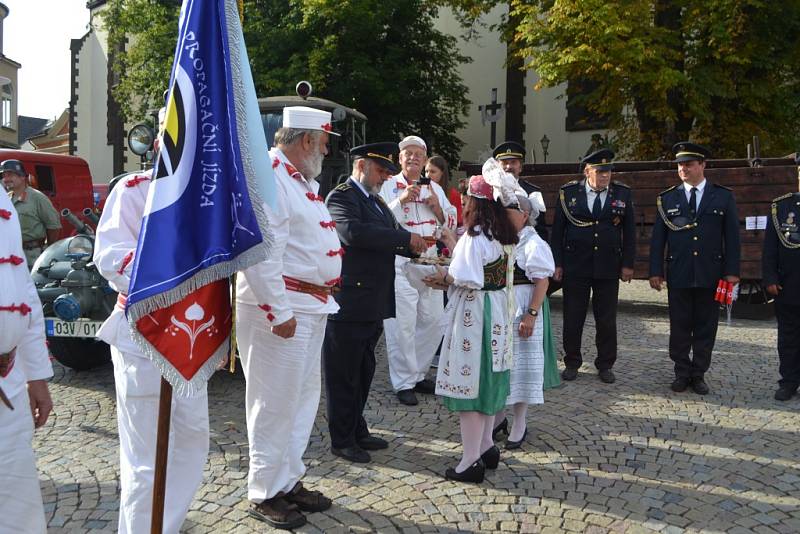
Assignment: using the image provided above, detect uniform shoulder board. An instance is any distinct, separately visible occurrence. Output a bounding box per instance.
[612,180,630,189]
[333,181,353,192]
[658,185,678,196]
[772,192,793,203]
[560,180,580,189]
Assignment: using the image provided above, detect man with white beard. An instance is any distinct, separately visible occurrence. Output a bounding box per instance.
[236,106,342,529]
[379,135,457,405]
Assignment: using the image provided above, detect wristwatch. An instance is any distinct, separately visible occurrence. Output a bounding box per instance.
[526,307,539,317]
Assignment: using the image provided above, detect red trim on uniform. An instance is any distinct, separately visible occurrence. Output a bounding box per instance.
[284,163,302,179]
[272,158,280,169]
[396,182,407,190]
[326,248,345,257]
[322,123,333,132]
[116,293,128,310]
[306,192,324,202]
[0,255,24,266]
[283,276,328,303]
[405,219,436,227]
[0,303,32,316]
[117,251,135,275]
[258,304,272,312]
[125,175,151,188]
[325,277,342,287]
[0,209,11,220]
[319,220,336,229]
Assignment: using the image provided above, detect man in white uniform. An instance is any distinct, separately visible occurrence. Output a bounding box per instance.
[236,106,342,530]
[0,193,53,534]
[379,135,457,405]
[94,170,210,534]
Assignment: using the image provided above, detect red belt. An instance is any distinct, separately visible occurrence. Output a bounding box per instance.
[282,276,339,303]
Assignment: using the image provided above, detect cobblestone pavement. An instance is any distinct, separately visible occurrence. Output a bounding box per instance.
[36,281,800,533]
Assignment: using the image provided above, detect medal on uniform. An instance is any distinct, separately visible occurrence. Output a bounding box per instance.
[569,197,576,207]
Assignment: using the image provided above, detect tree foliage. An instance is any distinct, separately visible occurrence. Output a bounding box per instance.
[448,0,800,159]
[102,0,470,162]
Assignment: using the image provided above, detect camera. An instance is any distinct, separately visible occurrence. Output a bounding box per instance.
[417,176,431,185]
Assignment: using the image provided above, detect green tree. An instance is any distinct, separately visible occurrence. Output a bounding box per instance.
[102,0,470,163]
[448,0,800,159]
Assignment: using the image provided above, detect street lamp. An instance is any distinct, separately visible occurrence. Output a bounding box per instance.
[540,134,550,163]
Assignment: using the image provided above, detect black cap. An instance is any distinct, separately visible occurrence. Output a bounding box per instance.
[582,148,615,171]
[493,141,526,161]
[350,142,400,174]
[673,142,711,163]
[0,159,26,176]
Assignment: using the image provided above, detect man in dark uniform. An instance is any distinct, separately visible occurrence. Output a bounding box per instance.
[551,148,636,384]
[762,182,800,401]
[649,142,740,395]
[323,143,427,464]
[493,141,548,240]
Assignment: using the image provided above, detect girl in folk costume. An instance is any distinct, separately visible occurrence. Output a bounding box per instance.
[424,160,526,483]
[494,193,555,450]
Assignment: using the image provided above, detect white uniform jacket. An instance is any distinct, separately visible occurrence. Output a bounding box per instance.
[0,194,53,399]
[93,174,151,356]
[379,173,457,265]
[237,147,342,321]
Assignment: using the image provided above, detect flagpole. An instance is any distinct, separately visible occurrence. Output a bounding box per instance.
[151,377,173,534]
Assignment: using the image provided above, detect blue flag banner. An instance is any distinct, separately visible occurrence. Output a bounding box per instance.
[126,0,274,395]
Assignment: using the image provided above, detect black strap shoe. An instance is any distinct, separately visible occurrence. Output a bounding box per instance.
[505,428,528,450]
[445,459,485,483]
[331,446,371,464]
[492,417,508,441]
[480,445,500,469]
[562,368,579,381]
[671,376,690,392]
[397,389,418,405]
[691,377,709,395]
[775,385,797,401]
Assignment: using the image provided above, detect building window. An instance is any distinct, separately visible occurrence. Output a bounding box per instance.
[565,78,609,132]
[1,83,12,129]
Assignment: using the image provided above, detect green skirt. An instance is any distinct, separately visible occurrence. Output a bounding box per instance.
[541,297,561,389]
[443,293,510,415]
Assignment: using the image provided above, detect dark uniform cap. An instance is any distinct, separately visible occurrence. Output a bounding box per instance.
[350,142,400,174]
[493,141,526,161]
[0,159,26,176]
[582,148,615,171]
[673,142,711,163]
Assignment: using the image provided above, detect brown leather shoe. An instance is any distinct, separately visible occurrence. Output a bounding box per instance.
[248,496,306,530]
[285,481,332,512]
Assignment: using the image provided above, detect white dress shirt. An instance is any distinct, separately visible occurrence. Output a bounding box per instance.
[585,181,609,211]
[683,179,707,208]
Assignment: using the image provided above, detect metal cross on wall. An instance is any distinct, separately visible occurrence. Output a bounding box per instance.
[479,88,505,148]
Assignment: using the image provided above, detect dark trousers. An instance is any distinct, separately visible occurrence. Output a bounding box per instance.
[562,276,620,371]
[322,319,381,449]
[667,287,719,378]
[775,299,800,389]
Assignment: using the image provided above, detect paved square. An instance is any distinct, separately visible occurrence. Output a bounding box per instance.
[36,282,800,533]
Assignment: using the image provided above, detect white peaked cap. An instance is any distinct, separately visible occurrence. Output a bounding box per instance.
[282,106,340,136]
[399,135,427,151]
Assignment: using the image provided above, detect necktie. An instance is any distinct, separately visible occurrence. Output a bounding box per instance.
[592,190,603,219]
[370,194,384,215]
[689,187,698,217]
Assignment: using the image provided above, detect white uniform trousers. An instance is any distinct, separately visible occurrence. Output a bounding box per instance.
[0,389,47,534]
[383,268,444,392]
[111,348,209,534]
[236,306,325,502]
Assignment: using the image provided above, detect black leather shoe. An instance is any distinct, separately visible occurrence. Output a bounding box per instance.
[505,428,528,450]
[397,389,418,406]
[357,435,388,451]
[774,385,797,401]
[331,446,370,464]
[562,368,578,381]
[598,369,616,384]
[480,445,500,469]
[414,378,436,394]
[671,376,690,392]
[492,417,509,441]
[445,460,485,483]
[691,377,709,395]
